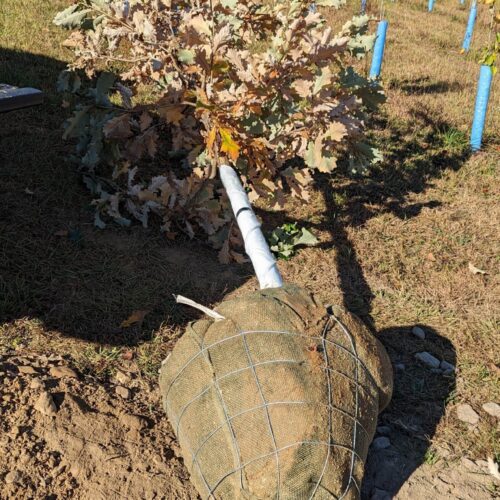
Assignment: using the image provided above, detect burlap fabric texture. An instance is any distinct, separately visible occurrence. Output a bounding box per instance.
[159,285,393,499]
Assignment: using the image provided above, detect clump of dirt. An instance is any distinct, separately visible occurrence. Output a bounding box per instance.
[0,350,197,499]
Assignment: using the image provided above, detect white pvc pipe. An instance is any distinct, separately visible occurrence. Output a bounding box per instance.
[219,165,283,289]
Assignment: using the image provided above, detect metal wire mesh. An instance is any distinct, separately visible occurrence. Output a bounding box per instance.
[160,287,391,499]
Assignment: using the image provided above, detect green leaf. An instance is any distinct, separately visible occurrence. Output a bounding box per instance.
[95,72,116,105]
[177,49,195,64]
[57,71,70,92]
[53,5,91,28]
[94,211,106,229]
[268,223,318,259]
[63,106,90,140]
[57,70,81,93]
[294,228,319,247]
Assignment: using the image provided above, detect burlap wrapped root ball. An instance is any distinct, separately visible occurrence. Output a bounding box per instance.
[159,285,393,499]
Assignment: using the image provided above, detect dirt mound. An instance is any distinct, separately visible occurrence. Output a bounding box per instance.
[0,350,197,499]
[0,348,497,499]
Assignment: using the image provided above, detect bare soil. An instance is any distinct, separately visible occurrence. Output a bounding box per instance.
[0,351,197,499]
[1,350,497,499]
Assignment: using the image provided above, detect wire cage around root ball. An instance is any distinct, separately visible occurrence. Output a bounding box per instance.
[159,285,393,499]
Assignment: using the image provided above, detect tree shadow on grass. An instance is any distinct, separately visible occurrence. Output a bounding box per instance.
[259,108,466,498]
[387,76,464,95]
[0,47,249,348]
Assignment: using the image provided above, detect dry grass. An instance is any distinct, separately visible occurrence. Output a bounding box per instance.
[1,0,499,469]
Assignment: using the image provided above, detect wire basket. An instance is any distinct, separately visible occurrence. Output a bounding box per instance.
[160,285,392,499]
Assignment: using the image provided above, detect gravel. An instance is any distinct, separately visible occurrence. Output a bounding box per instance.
[371,436,391,450]
[456,404,479,425]
[411,326,426,340]
[415,352,440,369]
[482,402,500,419]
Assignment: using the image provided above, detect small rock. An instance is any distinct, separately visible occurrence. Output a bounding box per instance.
[115,386,131,399]
[10,426,21,438]
[371,436,391,450]
[482,402,500,419]
[114,370,131,386]
[34,391,57,417]
[395,363,405,371]
[30,378,43,390]
[415,352,440,369]
[49,366,78,379]
[18,365,37,375]
[376,425,391,436]
[440,360,455,372]
[5,470,21,485]
[456,404,479,425]
[411,326,426,340]
[461,457,479,470]
[371,488,391,500]
[475,459,490,470]
[51,463,66,478]
[119,413,146,430]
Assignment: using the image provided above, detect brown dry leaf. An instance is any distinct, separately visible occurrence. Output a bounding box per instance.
[291,79,313,98]
[158,105,184,125]
[121,350,134,361]
[427,252,436,262]
[468,262,487,275]
[188,14,211,37]
[327,122,347,142]
[54,230,69,237]
[230,251,248,264]
[218,238,231,264]
[139,111,153,131]
[489,363,500,376]
[103,115,133,140]
[206,126,217,151]
[120,310,149,328]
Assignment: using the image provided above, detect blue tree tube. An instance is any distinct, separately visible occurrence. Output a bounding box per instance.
[369,20,389,79]
[428,0,435,12]
[462,1,477,52]
[361,0,367,13]
[470,65,493,151]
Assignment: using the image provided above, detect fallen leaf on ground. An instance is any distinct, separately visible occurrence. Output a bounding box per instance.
[121,350,134,360]
[489,363,500,376]
[120,310,149,328]
[426,252,436,262]
[468,262,487,275]
[54,230,68,237]
[487,457,500,480]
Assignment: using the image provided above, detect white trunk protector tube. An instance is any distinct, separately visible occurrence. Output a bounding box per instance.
[220,165,283,289]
